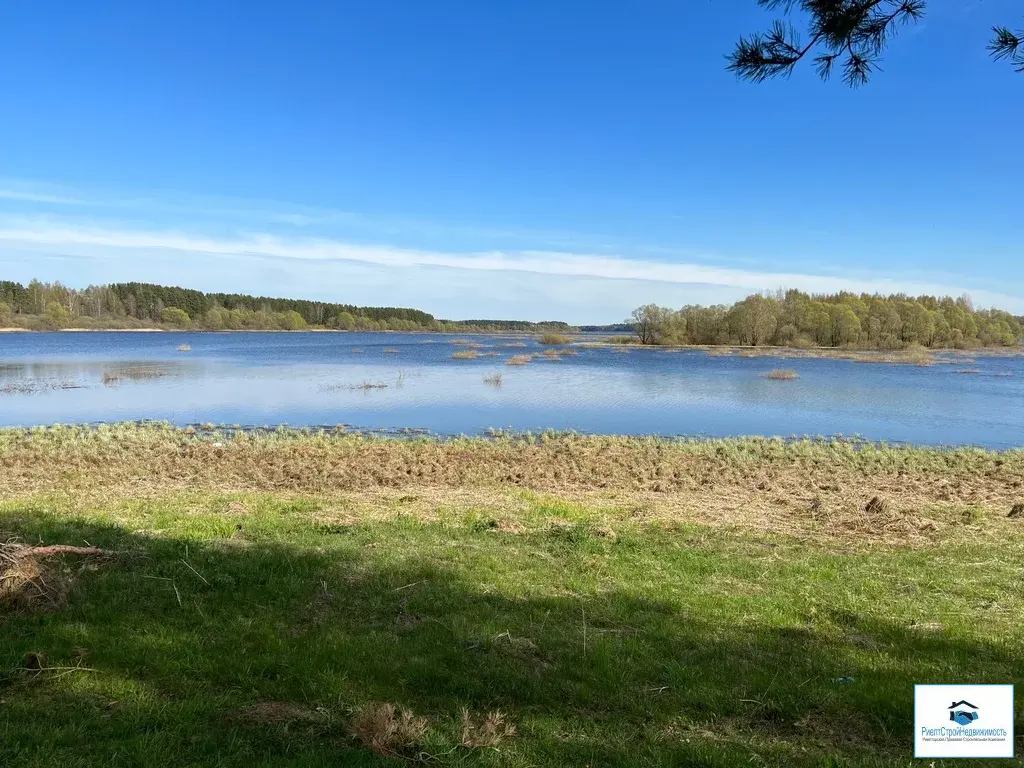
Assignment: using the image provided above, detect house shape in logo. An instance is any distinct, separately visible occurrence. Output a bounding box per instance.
[948,700,979,726]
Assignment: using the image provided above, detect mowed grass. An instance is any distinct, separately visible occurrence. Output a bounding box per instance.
[0,427,1022,766]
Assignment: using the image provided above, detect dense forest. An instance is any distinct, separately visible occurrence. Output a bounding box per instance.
[0,279,568,333]
[627,290,1023,349]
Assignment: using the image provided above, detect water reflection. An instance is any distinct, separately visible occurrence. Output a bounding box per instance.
[0,331,1020,447]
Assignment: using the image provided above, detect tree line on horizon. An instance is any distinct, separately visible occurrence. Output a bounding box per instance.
[0,280,1019,348]
[0,279,569,333]
[625,290,1023,349]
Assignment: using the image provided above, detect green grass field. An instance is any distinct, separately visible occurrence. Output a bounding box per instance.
[1,427,1022,766]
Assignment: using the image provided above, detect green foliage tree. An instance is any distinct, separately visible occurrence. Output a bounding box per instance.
[828,304,861,346]
[277,310,308,331]
[44,301,70,328]
[161,306,191,328]
[0,301,10,325]
[729,1,1023,86]
[729,295,778,346]
[628,291,1021,350]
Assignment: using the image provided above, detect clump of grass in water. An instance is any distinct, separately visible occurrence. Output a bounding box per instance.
[539,333,570,345]
[501,342,527,348]
[383,348,399,354]
[505,354,532,366]
[102,367,168,385]
[1,379,83,395]
[541,349,562,360]
[321,381,388,392]
[954,369,982,374]
[762,369,800,380]
[176,344,191,352]
[483,373,503,388]
[452,350,481,360]
[604,335,634,345]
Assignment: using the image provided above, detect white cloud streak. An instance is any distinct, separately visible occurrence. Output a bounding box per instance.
[1,219,1020,313]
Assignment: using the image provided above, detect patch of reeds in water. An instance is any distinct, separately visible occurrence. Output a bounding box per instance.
[321,381,389,392]
[500,342,527,348]
[452,350,481,360]
[954,369,982,375]
[176,344,192,352]
[540,349,562,360]
[762,369,800,380]
[383,348,399,354]
[539,333,570,345]
[102,367,169,386]
[483,373,503,388]
[505,354,532,366]
[1,379,84,395]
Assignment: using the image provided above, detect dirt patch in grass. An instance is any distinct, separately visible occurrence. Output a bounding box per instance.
[237,701,327,725]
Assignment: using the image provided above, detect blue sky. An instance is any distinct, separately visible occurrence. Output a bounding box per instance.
[0,0,1021,323]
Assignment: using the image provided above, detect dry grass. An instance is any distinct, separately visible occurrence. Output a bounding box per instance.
[452,350,481,360]
[3,424,1023,545]
[1,541,114,613]
[460,709,516,748]
[698,345,942,366]
[538,333,570,345]
[500,342,527,348]
[505,354,532,366]
[541,349,562,360]
[762,369,800,380]
[351,702,427,757]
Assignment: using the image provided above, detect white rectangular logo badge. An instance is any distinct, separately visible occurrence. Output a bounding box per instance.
[915,684,1014,758]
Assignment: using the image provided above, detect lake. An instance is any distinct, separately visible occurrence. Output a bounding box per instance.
[0,331,1021,448]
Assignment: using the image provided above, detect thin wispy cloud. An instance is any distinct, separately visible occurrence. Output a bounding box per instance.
[1,217,1021,313]
[0,189,86,205]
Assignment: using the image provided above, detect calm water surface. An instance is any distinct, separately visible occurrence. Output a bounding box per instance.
[0,332,1021,448]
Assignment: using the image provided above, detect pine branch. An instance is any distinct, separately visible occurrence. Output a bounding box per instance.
[989,25,1024,73]
[728,1,926,86]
